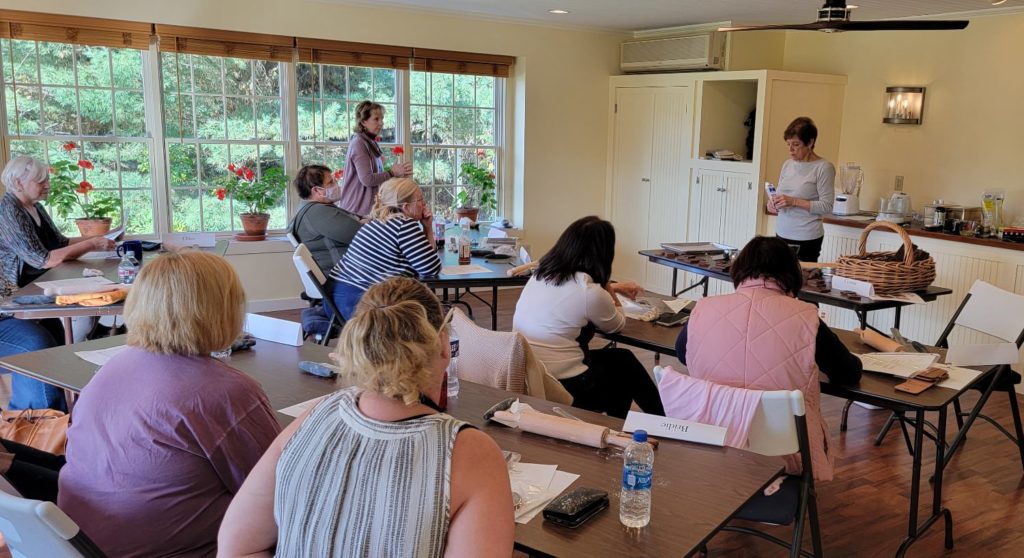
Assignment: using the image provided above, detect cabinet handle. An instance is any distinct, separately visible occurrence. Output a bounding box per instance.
[748,182,752,190]
[641,177,651,182]
[696,176,701,184]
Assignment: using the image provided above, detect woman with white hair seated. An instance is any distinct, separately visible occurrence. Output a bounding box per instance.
[58,251,281,557]
[328,177,442,320]
[218,276,514,557]
[0,155,114,410]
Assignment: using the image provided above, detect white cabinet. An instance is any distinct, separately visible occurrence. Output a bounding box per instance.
[608,85,692,294]
[607,70,846,296]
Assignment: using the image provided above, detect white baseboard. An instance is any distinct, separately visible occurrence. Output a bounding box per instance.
[248,297,306,313]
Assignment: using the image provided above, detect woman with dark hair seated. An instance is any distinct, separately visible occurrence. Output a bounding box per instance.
[513,216,664,419]
[674,236,861,481]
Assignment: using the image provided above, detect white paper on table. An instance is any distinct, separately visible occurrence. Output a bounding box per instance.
[487,226,508,239]
[934,364,983,391]
[244,313,304,346]
[509,463,557,503]
[278,395,328,417]
[515,470,580,524]
[858,352,940,378]
[868,292,925,304]
[956,280,1024,343]
[519,247,531,265]
[442,264,490,275]
[663,298,696,314]
[79,250,120,260]
[832,275,875,297]
[75,344,130,366]
[36,276,117,296]
[946,342,1020,367]
[622,298,658,321]
[104,225,125,241]
[623,411,727,446]
[162,232,216,248]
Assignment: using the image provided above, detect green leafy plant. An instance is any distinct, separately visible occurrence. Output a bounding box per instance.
[45,142,122,221]
[213,164,288,215]
[455,150,497,214]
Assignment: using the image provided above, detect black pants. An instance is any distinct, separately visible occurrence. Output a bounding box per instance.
[777,235,824,263]
[559,348,665,419]
[0,439,65,503]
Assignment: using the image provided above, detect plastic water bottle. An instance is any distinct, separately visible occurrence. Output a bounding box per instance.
[446,334,460,397]
[620,430,654,528]
[458,224,472,265]
[117,253,139,284]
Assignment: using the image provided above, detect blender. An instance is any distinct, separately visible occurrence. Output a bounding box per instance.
[834,163,863,215]
[981,189,1005,237]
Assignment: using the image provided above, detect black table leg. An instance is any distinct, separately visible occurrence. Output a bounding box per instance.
[896,409,927,558]
[933,407,954,550]
[857,310,868,330]
[671,270,678,298]
[491,285,498,330]
[894,306,902,329]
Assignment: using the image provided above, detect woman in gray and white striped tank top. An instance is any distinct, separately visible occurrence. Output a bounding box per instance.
[219,277,514,558]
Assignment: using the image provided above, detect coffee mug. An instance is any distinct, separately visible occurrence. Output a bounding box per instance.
[117,240,143,262]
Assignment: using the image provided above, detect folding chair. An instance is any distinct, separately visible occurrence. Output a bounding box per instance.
[0,489,107,557]
[292,244,344,345]
[655,368,822,558]
[872,280,1024,468]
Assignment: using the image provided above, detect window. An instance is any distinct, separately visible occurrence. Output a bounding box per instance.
[161,52,287,232]
[1,39,154,235]
[410,71,500,221]
[297,62,398,171]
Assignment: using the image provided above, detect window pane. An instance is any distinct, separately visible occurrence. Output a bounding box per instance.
[75,46,111,88]
[224,58,252,96]
[412,148,431,184]
[430,106,453,144]
[410,105,426,144]
[82,141,119,189]
[162,53,192,95]
[118,142,151,189]
[193,56,222,94]
[380,102,397,143]
[454,75,475,107]
[476,109,495,145]
[348,67,372,101]
[194,96,226,139]
[38,42,74,86]
[6,86,42,135]
[454,108,474,144]
[476,76,494,107]
[7,40,39,84]
[168,143,199,187]
[410,71,427,104]
[296,63,318,98]
[297,98,319,142]
[256,99,283,141]
[434,186,456,221]
[198,143,229,186]
[322,65,345,99]
[300,144,323,166]
[431,73,453,105]
[123,189,154,234]
[324,144,347,169]
[322,100,348,142]
[163,94,195,138]
[9,139,44,159]
[112,49,143,89]
[79,89,114,136]
[115,91,146,137]
[434,148,454,184]
[170,189,202,232]
[373,68,396,102]
[253,61,280,97]
[200,190,233,232]
[42,86,79,135]
[226,97,256,140]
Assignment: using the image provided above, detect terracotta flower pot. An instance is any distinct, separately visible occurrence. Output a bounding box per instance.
[238,213,270,240]
[75,218,112,236]
[455,207,480,223]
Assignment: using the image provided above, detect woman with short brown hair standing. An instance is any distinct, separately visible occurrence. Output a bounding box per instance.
[338,101,414,217]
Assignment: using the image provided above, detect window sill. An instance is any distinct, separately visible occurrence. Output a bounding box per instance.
[223,235,295,256]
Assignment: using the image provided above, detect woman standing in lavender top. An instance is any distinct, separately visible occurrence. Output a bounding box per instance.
[338,101,413,217]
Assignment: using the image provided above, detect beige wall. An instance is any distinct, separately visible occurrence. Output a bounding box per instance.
[3,0,626,254]
[780,13,1024,223]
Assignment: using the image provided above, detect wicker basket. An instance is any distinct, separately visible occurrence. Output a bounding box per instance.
[833,221,936,295]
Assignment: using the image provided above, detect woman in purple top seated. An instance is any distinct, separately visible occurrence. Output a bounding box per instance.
[58,251,282,557]
[337,100,413,217]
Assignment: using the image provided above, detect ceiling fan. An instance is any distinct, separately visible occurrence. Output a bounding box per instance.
[718,0,969,33]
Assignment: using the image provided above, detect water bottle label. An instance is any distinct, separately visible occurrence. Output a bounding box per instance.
[622,463,652,490]
[449,338,459,358]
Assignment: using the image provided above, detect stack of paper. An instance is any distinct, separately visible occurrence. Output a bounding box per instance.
[858,352,940,378]
[509,462,580,524]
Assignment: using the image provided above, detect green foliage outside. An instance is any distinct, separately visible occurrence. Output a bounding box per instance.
[47,157,121,220]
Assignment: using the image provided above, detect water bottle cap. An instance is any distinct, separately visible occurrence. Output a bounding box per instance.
[632,430,648,442]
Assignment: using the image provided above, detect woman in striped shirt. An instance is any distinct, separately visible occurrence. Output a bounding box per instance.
[218,277,514,557]
[329,177,442,320]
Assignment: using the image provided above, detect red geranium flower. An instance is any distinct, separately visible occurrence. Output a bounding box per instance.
[476,149,486,158]
[488,172,495,179]
[243,168,255,181]
[391,146,404,156]
[227,163,236,172]
[375,136,382,143]
[76,181,94,194]
[235,168,244,177]
[333,169,344,180]
[48,166,56,174]
[215,188,226,201]
[62,141,77,152]
[77,159,94,170]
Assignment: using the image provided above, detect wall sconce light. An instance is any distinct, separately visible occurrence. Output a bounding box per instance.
[883,86,925,125]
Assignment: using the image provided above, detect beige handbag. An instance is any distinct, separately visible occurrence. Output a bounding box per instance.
[0,409,69,456]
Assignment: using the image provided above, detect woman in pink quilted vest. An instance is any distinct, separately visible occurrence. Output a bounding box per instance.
[673,236,861,481]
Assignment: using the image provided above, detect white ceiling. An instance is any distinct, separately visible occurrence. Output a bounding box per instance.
[318,0,1020,32]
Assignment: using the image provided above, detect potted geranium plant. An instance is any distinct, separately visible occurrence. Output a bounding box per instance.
[454,149,497,223]
[46,142,122,236]
[213,163,288,240]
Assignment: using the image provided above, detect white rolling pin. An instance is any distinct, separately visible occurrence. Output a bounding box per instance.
[493,409,631,449]
[853,328,904,353]
[506,261,539,277]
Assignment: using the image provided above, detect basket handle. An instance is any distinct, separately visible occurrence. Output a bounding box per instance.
[856,221,916,266]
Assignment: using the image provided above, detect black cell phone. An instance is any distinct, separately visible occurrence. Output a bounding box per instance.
[542,487,609,529]
[655,310,690,328]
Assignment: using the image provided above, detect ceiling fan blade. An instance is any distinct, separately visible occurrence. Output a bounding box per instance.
[833,20,969,31]
[718,22,829,32]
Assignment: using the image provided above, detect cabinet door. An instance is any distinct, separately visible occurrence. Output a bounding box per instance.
[720,171,758,251]
[695,170,726,242]
[645,86,692,294]
[610,87,655,287]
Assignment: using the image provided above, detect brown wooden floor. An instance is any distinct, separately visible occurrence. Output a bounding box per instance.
[273,287,1024,556]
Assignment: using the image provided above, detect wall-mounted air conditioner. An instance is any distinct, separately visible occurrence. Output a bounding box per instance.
[620,32,726,73]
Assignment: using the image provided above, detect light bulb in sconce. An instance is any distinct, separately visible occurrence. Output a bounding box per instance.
[883,86,925,125]
[992,1,1008,6]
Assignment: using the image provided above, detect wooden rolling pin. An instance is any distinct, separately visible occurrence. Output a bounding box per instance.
[800,261,837,270]
[852,328,904,352]
[506,260,539,277]
[494,409,632,449]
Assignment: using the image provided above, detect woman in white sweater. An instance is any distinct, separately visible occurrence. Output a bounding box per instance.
[513,216,664,418]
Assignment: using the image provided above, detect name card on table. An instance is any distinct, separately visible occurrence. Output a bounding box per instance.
[162,232,217,248]
[245,313,304,346]
[832,275,874,297]
[623,411,727,447]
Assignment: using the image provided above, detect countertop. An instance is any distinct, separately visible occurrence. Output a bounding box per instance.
[823,215,1024,252]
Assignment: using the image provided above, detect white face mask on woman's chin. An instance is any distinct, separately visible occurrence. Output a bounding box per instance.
[322,185,343,202]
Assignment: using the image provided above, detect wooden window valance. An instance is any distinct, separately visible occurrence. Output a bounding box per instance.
[296,38,412,70]
[411,48,514,78]
[156,24,294,62]
[0,9,153,50]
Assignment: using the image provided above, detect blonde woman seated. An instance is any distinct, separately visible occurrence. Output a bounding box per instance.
[328,177,441,320]
[58,251,281,557]
[219,277,514,557]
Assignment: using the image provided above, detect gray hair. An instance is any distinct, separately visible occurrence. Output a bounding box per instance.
[1,156,48,194]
